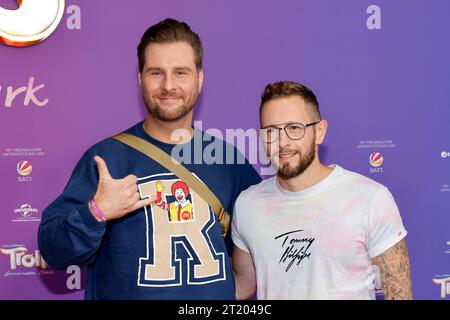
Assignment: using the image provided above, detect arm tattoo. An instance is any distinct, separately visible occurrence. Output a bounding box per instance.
[372,239,413,300]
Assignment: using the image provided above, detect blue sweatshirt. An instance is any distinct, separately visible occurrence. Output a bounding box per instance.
[38,121,261,299]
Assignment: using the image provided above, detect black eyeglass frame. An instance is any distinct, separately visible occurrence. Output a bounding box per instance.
[259,121,321,143]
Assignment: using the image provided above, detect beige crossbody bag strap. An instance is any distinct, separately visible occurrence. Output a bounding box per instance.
[112,132,230,238]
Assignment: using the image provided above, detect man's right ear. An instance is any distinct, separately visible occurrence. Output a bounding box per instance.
[198,69,204,94]
[138,73,142,86]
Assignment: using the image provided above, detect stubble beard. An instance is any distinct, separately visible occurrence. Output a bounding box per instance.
[277,136,316,180]
[143,90,198,122]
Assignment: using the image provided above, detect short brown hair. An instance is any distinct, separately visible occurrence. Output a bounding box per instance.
[260,81,321,120]
[137,18,203,72]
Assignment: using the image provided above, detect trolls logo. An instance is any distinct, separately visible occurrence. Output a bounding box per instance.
[0,247,81,288]
[0,247,47,270]
[0,0,66,46]
[433,277,450,299]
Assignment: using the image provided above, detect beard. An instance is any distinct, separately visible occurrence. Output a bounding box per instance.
[277,135,316,180]
[143,89,198,122]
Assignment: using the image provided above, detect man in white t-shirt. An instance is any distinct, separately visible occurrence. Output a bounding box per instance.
[231,81,413,300]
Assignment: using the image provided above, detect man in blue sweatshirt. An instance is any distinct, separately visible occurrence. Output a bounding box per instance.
[38,18,261,300]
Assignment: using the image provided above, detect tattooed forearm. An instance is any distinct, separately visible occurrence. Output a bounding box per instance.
[372,239,413,300]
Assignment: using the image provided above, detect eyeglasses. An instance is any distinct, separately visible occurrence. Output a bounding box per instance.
[259,121,321,143]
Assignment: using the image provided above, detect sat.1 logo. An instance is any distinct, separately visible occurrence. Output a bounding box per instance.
[17,160,32,182]
[369,152,383,173]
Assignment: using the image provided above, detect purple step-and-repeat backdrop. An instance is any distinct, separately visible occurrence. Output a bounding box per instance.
[0,0,449,300]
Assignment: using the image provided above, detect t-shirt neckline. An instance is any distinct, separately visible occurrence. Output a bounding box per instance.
[274,164,341,198]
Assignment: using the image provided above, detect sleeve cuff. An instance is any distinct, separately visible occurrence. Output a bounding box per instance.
[78,203,107,231]
[231,233,250,253]
[368,228,408,258]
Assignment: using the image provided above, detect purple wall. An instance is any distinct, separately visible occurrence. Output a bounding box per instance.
[1,0,449,299]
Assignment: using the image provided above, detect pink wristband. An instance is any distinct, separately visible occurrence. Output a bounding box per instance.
[89,198,107,222]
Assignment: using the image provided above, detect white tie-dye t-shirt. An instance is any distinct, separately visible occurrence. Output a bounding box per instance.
[232,165,407,300]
